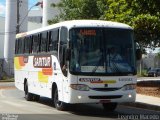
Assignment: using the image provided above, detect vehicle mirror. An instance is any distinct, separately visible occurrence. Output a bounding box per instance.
[136,49,142,60]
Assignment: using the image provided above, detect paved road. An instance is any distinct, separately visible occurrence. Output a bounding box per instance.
[0,82,160,120]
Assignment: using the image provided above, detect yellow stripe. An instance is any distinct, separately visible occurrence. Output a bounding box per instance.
[38,71,49,83]
[103,80,116,84]
[14,57,22,70]
[91,80,116,84]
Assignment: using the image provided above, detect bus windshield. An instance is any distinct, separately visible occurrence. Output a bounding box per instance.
[69,28,136,76]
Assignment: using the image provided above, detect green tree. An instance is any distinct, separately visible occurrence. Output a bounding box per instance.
[105,0,160,49]
[127,0,160,16]
[104,0,133,24]
[48,0,106,24]
[133,14,160,49]
[49,0,160,49]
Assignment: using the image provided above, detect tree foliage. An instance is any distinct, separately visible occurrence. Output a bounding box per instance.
[104,0,133,24]
[49,0,105,23]
[104,0,160,48]
[133,14,160,49]
[49,0,160,49]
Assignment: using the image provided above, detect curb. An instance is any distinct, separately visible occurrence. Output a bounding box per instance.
[121,102,160,111]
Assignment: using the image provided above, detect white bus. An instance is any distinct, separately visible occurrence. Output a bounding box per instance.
[14,20,139,111]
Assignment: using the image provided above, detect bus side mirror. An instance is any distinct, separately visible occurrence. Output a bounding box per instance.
[66,48,71,61]
[136,49,142,60]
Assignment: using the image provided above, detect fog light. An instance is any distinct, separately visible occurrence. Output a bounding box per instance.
[78,96,82,99]
[128,94,132,98]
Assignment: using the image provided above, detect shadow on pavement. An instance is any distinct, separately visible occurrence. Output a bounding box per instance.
[38,97,120,118]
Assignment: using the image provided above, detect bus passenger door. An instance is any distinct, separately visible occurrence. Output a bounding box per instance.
[58,26,68,101]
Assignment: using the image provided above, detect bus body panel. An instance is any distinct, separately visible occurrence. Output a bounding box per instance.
[14,55,65,100]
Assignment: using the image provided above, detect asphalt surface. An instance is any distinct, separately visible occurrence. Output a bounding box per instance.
[0,82,160,120]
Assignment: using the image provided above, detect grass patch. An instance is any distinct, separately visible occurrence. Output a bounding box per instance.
[137,69,148,77]
[0,78,14,82]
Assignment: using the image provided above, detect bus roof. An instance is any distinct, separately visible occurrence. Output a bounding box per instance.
[16,20,132,38]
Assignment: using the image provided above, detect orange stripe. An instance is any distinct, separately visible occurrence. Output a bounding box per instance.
[42,68,53,75]
[19,57,25,66]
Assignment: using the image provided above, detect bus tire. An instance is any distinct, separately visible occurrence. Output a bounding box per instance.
[33,94,40,101]
[53,88,67,111]
[102,103,117,112]
[24,82,33,101]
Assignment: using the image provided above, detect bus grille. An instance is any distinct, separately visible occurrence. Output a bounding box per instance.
[89,95,122,99]
[91,88,121,91]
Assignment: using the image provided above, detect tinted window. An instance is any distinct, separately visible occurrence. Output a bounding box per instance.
[15,39,19,54]
[49,29,59,52]
[40,32,48,52]
[24,37,30,54]
[69,28,135,75]
[32,34,40,53]
[29,36,33,53]
[17,38,24,54]
[60,27,67,44]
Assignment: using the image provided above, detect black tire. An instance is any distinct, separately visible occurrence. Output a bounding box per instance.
[33,94,40,101]
[102,103,117,112]
[24,82,33,101]
[53,88,67,111]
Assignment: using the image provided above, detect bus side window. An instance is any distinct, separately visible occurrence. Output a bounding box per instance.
[49,29,59,53]
[41,31,48,52]
[15,39,19,54]
[17,39,20,54]
[29,36,33,54]
[24,37,30,54]
[32,34,40,53]
[17,38,24,54]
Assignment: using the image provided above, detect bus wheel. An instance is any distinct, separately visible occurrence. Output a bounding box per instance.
[24,82,33,101]
[53,88,66,111]
[102,103,117,112]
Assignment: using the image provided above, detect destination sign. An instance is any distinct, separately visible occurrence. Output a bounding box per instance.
[80,29,96,36]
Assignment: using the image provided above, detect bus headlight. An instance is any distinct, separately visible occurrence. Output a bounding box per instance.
[70,84,90,91]
[122,84,136,91]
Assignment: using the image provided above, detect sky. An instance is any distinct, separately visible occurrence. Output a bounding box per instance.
[0,0,39,17]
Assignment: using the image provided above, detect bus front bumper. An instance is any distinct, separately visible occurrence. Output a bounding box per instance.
[65,89,136,104]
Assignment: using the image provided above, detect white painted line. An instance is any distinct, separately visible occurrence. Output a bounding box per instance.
[137,79,160,82]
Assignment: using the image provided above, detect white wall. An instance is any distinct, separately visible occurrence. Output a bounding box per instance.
[28,10,42,30]
[0,9,43,58]
[42,0,60,27]
[28,21,42,31]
